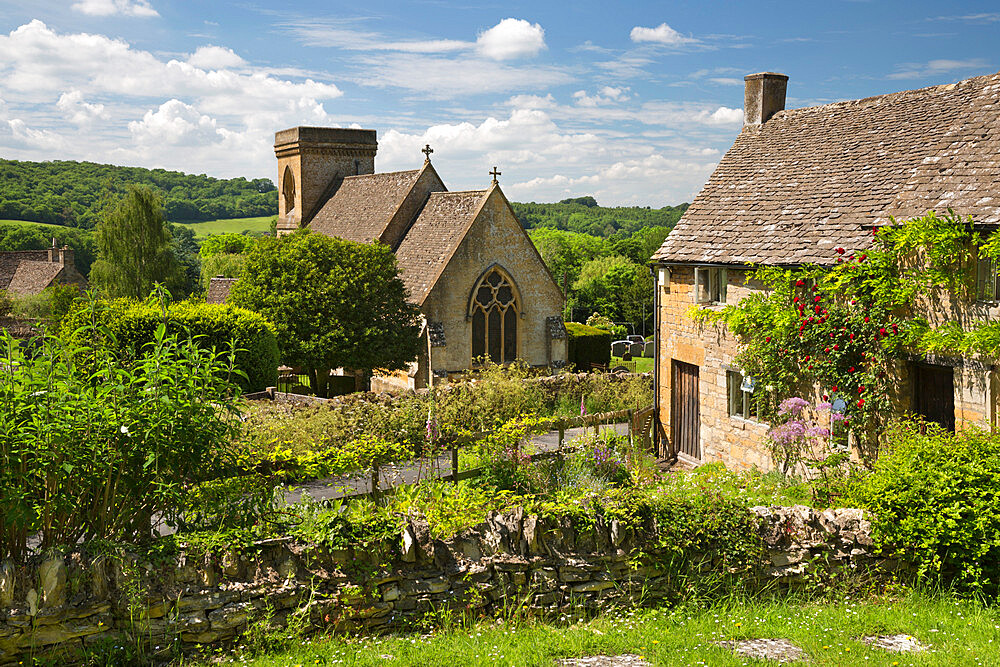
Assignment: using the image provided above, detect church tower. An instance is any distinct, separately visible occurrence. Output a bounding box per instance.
[273,127,377,235]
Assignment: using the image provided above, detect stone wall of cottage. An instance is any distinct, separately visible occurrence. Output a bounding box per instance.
[657,266,772,470]
[0,506,885,665]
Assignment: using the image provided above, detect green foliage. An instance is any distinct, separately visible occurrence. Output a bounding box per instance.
[0,158,276,228]
[9,282,83,324]
[228,231,421,394]
[565,321,611,370]
[200,233,259,257]
[0,293,244,560]
[585,312,626,338]
[512,198,686,238]
[200,252,247,290]
[259,435,413,480]
[572,255,653,328]
[851,422,1000,594]
[90,184,183,298]
[62,296,278,392]
[289,495,401,552]
[0,222,97,274]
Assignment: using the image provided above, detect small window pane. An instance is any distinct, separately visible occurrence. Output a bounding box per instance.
[497,285,513,305]
[697,269,712,303]
[503,309,517,362]
[978,257,996,301]
[488,309,502,363]
[727,371,744,417]
[487,271,502,287]
[476,285,492,306]
[472,310,486,359]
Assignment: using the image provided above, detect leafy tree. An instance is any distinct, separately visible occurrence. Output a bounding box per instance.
[201,253,247,291]
[571,255,653,332]
[228,231,421,396]
[512,197,687,238]
[0,224,97,275]
[199,233,258,257]
[89,184,182,298]
[168,223,202,297]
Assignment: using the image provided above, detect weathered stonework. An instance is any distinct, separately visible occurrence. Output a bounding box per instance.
[0,506,886,665]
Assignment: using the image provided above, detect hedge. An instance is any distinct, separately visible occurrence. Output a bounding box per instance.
[565,321,611,370]
[63,299,278,392]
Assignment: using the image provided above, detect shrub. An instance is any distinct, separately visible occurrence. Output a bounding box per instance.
[0,296,244,560]
[63,296,278,392]
[565,321,611,370]
[851,421,1000,594]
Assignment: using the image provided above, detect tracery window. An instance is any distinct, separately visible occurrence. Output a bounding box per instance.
[471,269,518,364]
[282,167,296,214]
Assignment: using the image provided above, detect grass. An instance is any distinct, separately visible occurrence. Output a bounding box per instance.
[198,592,1000,666]
[172,216,275,238]
[610,355,654,374]
[0,219,67,230]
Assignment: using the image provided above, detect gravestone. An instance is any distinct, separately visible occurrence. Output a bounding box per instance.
[642,341,654,358]
[611,341,628,357]
[629,342,645,357]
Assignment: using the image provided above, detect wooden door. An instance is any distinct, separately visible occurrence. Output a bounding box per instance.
[914,363,955,432]
[671,360,701,459]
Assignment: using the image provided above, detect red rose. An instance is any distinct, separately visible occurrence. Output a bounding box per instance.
[848,366,855,373]
[849,334,855,341]
[879,327,887,336]
[833,344,840,350]
[858,386,865,393]
[804,355,811,361]
[864,316,870,322]
[851,299,856,304]
[814,295,821,302]
[793,296,799,303]
[796,280,805,287]
[832,385,839,392]
[808,364,814,369]
[823,394,829,400]
[815,305,822,314]
[836,258,843,263]
[860,254,867,261]
[825,347,830,353]
[836,247,845,254]
[857,399,865,407]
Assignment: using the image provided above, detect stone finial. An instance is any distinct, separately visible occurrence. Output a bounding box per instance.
[421,144,434,162]
[744,72,788,126]
[489,166,501,183]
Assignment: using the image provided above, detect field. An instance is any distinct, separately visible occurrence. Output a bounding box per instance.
[610,355,654,374]
[0,216,274,239]
[172,215,275,238]
[203,592,997,666]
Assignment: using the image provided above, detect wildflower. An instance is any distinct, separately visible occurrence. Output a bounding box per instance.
[777,397,810,417]
[580,395,587,417]
[120,425,130,436]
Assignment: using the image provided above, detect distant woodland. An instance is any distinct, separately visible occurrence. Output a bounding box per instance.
[0,159,277,228]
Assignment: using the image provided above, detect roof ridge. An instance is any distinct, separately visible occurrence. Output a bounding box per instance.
[341,168,421,181]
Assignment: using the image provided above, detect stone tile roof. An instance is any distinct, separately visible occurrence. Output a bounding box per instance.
[309,169,422,244]
[654,72,1000,266]
[206,277,238,304]
[395,190,488,304]
[0,251,72,296]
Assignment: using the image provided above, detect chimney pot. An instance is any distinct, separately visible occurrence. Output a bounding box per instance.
[744,72,788,126]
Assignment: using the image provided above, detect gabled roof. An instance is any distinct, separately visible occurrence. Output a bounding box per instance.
[395,189,489,304]
[206,277,238,304]
[309,169,423,244]
[6,261,63,296]
[654,71,1000,266]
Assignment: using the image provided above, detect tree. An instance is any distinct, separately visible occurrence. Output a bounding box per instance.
[89,185,182,298]
[228,231,421,395]
[571,255,653,332]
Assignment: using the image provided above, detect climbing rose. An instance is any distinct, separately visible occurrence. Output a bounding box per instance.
[796,280,805,287]
[814,295,821,302]
[858,399,865,407]
[836,247,845,254]
[765,336,771,343]
[880,327,887,336]
[848,366,855,373]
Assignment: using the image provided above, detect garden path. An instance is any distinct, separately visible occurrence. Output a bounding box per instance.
[279,422,630,506]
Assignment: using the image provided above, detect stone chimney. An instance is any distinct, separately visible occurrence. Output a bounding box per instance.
[47,238,60,264]
[743,72,788,126]
[274,127,378,235]
[60,246,73,269]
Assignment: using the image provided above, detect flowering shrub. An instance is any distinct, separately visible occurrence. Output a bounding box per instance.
[767,397,843,474]
[691,211,994,461]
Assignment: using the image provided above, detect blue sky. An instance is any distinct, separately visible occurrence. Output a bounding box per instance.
[0,1,997,206]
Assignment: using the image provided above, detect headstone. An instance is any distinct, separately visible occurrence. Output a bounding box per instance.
[627,335,644,344]
[629,342,645,357]
[642,341,654,358]
[611,340,628,357]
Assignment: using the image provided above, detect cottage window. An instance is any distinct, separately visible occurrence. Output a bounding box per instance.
[727,370,758,420]
[471,268,518,364]
[976,255,1000,302]
[694,267,727,305]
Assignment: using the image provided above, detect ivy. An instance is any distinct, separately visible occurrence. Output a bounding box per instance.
[692,211,991,460]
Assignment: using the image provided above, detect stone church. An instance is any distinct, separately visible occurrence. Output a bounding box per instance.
[272,126,566,390]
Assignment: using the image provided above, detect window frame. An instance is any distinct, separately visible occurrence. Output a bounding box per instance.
[976,253,1000,303]
[694,266,727,305]
[726,369,759,421]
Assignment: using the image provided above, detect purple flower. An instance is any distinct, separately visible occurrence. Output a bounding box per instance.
[778,397,810,417]
[580,395,587,417]
[805,426,831,439]
[815,401,832,412]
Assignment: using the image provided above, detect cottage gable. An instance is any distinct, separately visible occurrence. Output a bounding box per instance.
[654,71,1000,267]
[0,245,86,296]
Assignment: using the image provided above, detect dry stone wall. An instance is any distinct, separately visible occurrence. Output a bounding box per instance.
[0,506,885,665]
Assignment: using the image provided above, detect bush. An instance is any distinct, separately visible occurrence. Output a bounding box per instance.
[851,421,1000,594]
[565,321,611,370]
[63,296,278,392]
[0,296,244,560]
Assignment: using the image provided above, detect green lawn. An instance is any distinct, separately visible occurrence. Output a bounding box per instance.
[172,216,275,238]
[0,219,67,230]
[611,355,654,374]
[199,592,999,666]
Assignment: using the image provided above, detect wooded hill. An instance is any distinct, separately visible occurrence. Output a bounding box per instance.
[0,159,277,228]
[511,196,687,238]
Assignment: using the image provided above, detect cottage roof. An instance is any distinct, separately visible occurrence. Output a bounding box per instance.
[309,169,423,244]
[395,189,488,304]
[206,277,238,305]
[653,71,1000,266]
[0,250,77,296]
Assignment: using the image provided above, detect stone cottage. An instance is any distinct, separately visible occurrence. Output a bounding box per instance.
[651,70,1000,470]
[0,240,86,297]
[268,126,566,389]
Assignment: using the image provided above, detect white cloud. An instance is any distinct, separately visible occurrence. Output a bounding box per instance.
[887,58,991,80]
[7,118,67,150]
[706,106,743,125]
[187,45,246,70]
[71,0,158,17]
[572,86,631,107]
[56,90,107,125]
[476,18,546,60]
[708,77,742,86]
[128,99,227,146]
[630,23,698,47]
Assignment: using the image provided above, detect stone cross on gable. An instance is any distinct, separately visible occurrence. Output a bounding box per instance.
[422,144,433,161]
[490,166,501,183]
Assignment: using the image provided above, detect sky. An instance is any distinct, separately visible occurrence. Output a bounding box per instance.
[0,1,998,207]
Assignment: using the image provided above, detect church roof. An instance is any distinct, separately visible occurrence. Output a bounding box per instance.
[309,169,423,244]
[395,189,489,304]
[653,71,1000,266]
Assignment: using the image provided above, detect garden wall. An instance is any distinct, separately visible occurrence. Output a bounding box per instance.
[0,506,886,665]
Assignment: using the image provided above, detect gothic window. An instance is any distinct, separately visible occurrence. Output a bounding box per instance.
[471,268,518,364]
[282,167,296,214]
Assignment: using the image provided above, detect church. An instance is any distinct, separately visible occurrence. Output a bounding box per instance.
[272,126,566,390]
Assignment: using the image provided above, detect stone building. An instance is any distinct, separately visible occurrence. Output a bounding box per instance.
[269,126,566,389]
[0,240,87,297]
[651,70,1000,470]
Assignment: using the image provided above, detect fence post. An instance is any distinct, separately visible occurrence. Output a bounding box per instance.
[371,465,380,501]
[558,420,565,452]
[451,447,459,483]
